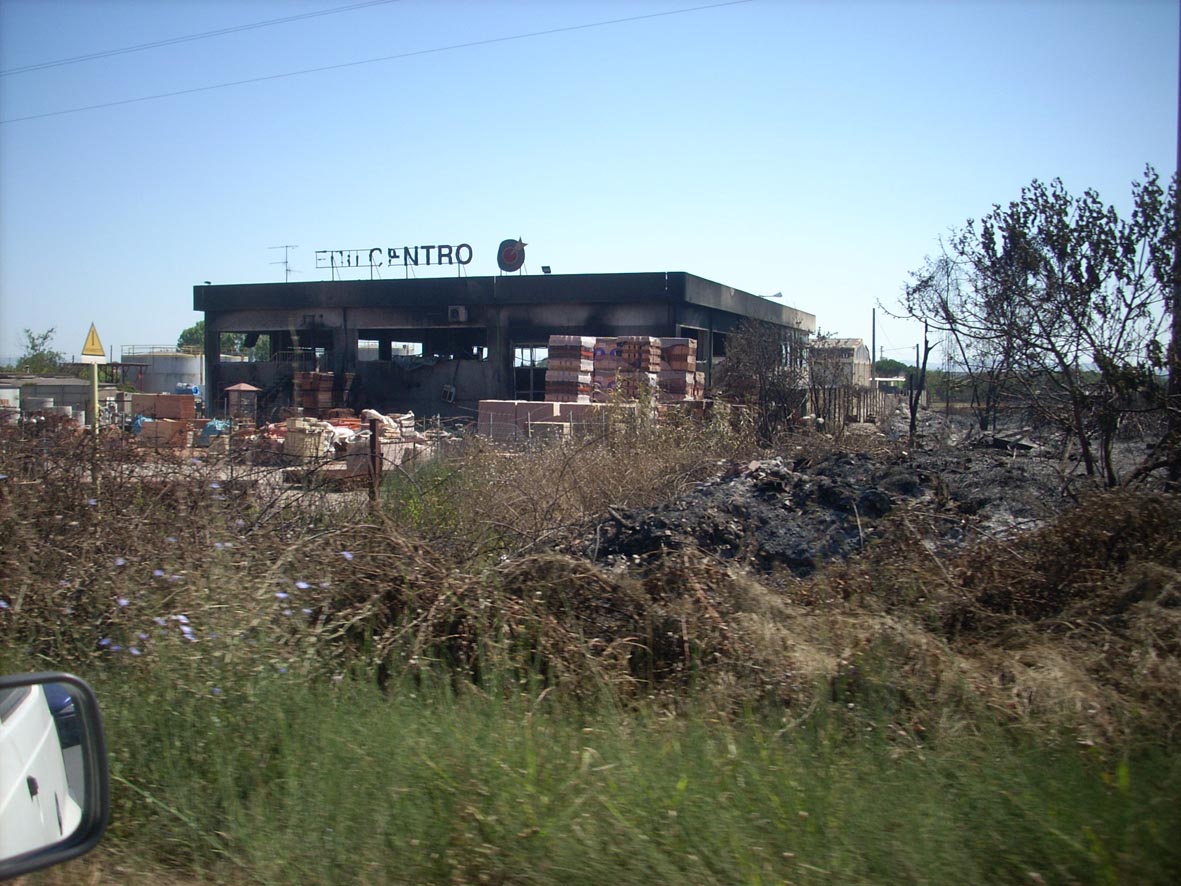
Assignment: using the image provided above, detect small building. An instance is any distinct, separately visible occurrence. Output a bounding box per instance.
[808,338,873,388]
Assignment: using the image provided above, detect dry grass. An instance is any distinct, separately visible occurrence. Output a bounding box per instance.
[2,422,1179,751]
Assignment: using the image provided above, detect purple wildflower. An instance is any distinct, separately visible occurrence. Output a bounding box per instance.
[153,569,165,578]
[340,551,354,561]
[129,647,142,656]
[114,557,126,567]
[116,597,129,608]
[153,617,167,627]
[275,591,290,600]
[98,638,112,647]
[295,581,310,590]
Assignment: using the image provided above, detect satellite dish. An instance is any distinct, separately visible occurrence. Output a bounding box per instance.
[497,238,526,273]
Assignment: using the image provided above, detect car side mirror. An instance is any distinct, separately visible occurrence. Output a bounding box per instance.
[0,672,110,880]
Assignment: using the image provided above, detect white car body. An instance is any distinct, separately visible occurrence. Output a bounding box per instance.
[0,684,83,859]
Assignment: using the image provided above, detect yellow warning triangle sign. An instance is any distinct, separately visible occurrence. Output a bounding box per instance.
[81,323,105,358]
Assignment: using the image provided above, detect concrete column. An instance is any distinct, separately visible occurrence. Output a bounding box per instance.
[486,306,514,399]
[203,321,221,416]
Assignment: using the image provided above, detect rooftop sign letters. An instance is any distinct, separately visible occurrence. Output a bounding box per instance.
[315,244,473,270]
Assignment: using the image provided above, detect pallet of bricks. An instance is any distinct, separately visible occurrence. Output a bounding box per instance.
[293,371,335,414]
[131,393,196,447]
[545,335,594,403]
[615,336,660,399]
[656,337,700,402]
[592,337,621,401]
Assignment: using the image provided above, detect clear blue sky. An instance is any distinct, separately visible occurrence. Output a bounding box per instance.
[1,0,1176,366]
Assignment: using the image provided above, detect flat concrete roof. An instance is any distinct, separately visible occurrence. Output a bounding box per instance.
[194,271,816,333]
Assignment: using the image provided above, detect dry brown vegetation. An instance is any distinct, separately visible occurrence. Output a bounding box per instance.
[2,414,1179,753]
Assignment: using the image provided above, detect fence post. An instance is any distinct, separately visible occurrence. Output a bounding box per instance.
[368,418,381,504]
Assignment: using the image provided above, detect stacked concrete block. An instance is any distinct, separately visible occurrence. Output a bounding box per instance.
[545,335,594,402]
[614,336,660,399]
[283,417,334,458]
[477,400,561,442]
[477,400,519,441]
[516,400,561,434]
[131,393,196,419]
[137,419,188,448]
[592,337,621,401]
[655,338,702,402]
[293,372,341,413]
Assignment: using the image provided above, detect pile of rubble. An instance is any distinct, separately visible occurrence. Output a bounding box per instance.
[570,407,1074,576]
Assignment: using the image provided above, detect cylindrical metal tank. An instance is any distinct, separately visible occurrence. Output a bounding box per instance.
[22,396,54,412]
[0,386,19,424]
[131,352,206,394]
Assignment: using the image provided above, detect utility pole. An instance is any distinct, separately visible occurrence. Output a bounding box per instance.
[1169,14,1181,483]
[871,308,876,381]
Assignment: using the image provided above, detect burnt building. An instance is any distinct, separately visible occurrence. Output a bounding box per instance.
[193,272,816,420]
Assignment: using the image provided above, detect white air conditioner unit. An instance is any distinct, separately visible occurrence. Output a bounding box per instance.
[447,305,468,322]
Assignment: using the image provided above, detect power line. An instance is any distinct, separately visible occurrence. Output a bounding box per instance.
[0,0,753,125]
[0,0,401,77]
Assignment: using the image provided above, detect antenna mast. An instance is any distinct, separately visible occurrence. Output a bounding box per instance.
[269,244,299,282]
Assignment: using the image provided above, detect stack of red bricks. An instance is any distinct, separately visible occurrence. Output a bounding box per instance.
[615,336,661,399]
[131,393,197,420]
[657,337,701,401]
[592,337,621,400]
[294,372,335,412]
[544,335,594,403]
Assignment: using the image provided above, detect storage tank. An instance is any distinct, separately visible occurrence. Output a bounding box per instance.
[22,396,54,413]
[0,386,19,424]
[125,350,206,394]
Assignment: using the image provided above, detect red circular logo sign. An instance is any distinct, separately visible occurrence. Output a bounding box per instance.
[497,238,526,273]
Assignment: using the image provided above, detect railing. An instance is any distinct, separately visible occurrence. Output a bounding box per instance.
[121,345,204,357]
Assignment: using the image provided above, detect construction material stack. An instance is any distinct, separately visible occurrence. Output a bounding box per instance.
[131,393,197,448]
[283,416,335,459]
[592,337,621,401]
[477,400,560,442]
[544,335,594,403]
[346,410,421,473]
[657,337,701,401]
[615,336,661,399]
[293,371,335,413]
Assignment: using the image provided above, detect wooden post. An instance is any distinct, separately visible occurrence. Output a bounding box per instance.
[368,418,381,503]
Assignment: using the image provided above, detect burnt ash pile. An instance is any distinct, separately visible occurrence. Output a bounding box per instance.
[579,409,1069,576]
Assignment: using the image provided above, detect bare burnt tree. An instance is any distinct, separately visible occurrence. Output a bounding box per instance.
[897,168,1176,486]
[900,249,1018,432]
[907,322,932,448]
[713,319,807,444]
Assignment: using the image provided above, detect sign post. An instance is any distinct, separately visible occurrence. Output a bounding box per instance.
[79,324,106,496]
